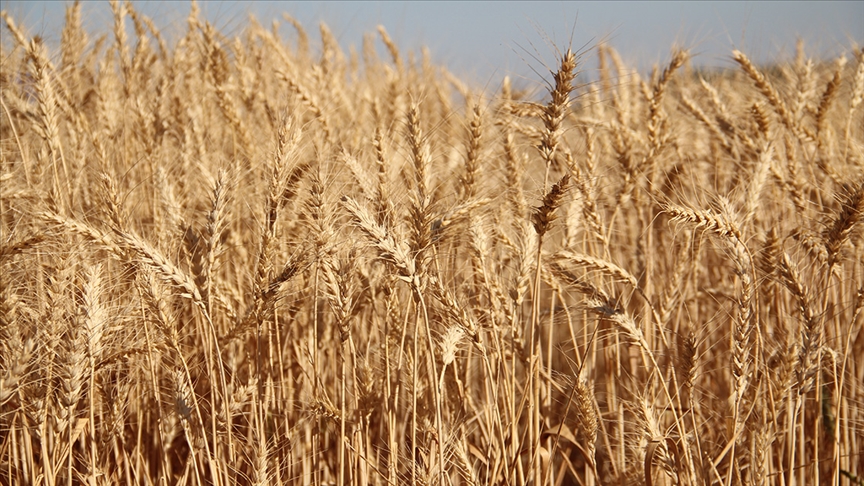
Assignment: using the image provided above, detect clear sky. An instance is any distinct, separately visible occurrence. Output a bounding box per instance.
[3,1,862,89]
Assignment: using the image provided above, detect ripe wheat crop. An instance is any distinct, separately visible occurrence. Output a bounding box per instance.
[1,2,863,485]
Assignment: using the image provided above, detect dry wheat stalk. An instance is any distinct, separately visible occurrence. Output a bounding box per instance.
[733,49,815,141]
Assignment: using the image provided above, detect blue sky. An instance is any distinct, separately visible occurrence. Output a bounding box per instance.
[3,1,862,88]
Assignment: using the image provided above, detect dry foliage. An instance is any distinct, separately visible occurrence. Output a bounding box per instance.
[2,2,863,485]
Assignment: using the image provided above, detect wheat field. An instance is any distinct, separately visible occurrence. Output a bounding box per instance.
[1,2,863,485]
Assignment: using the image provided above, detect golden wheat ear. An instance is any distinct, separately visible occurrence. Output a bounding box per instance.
[533,173,571,236]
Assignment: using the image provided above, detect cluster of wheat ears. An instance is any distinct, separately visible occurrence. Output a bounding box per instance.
[1,1,863,485]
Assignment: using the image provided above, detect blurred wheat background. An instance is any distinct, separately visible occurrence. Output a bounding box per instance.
[1,1,863,485]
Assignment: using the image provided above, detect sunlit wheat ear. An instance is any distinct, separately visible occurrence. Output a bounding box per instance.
[734,49,813,140]
[249,423,272,486]
[538,49,576,169]
[201,169,230,305]
[815,56,847,137]
[533,173,571,236]
[777,251,823,395]
[0,235,45,262]
[554,250,639,289]
[823,178,864,269]
[645,49,687,155]
[377,25,403,71]
[1,10,28,47]
[586,298,649,352]
[341,195,416,281]
[26,36,71,209]
[342,150,377,204]
[662,201,743,241]
[0,314,36,408]
[438,325,465,367]
[460,103,483,201]
[572,377,599,466]
[59,312,87,425]
[116,229,204,304]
